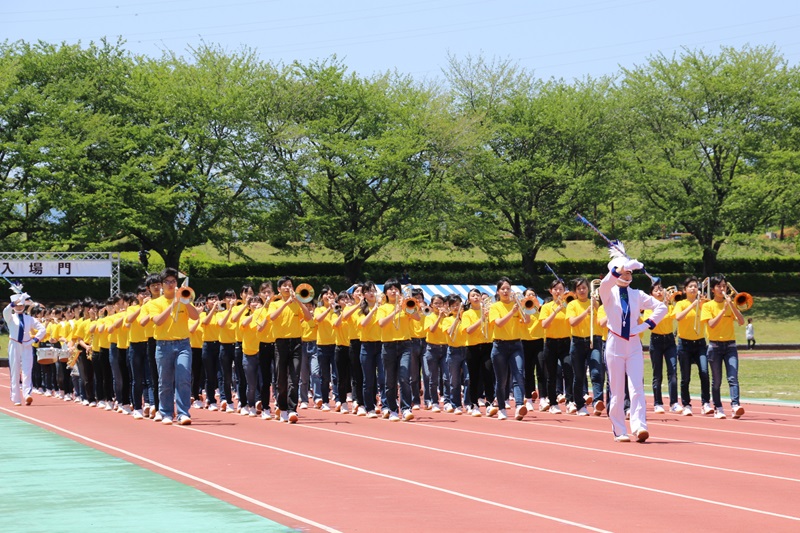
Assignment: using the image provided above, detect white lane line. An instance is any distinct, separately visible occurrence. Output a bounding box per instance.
[290,423,800,522]
[406,420,800,483]
[181,425,612,532]
[0,407,342,533]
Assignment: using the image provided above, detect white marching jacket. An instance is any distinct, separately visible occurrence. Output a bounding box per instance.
[598,269,667,340]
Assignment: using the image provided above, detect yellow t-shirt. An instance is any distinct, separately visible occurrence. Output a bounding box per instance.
[89,319,101,351]
[189,319,204,349]
[644,305,675,335]
[127,304,148,343]
[254,307,276,343]
[231,304,247,342]
[117,316,131,350]
[147,296,190,341]
[345,305,362,341]
[461,308,491,346]
[140,300,158,339]
[539,301,571,339]
[566,299,592,338]
[702,299,737,342]
[315,307,338,346]
[200,311,221,343]
[358,307,382,343]
[301,316,317,343]
[334,312,350,347]
[596,305,609,341]
[442,315,467,347]
[239,319,260,356]
[217,309,238,344]
[377,302,413,342]
[96,317,111,349]
[520,310,544,341]
[268,299,304,339]
[489,301,522,341]
[424,312,448,345]
[673,299,705,341]
[411,305,426,339]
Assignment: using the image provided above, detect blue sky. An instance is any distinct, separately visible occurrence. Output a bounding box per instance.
[2,0,799,81]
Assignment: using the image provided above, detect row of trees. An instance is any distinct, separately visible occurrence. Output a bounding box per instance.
[2,40,799,281]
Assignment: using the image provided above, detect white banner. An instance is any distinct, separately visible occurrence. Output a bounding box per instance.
[0,260,112,278]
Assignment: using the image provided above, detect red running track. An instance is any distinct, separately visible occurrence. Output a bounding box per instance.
[2,368,800,532]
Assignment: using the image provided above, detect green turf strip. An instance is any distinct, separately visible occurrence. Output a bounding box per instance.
[0,413,294,532]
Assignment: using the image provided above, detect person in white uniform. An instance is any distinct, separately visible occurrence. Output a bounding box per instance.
[599,250,667,442]
[4,292,46,406]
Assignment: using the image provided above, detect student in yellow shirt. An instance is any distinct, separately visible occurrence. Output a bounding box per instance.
[147,267,200,425]
[268,276,313,423]
[461,288,494,416]
[188,298,206,411]
[540,279,573,414]
[138,273,164,418]
[72,300,96,407]
[408,287,427,411]
[299,300,317,410]
[593,303,609,415]
[673,276,712,416]
[443,294,469,414]
[127,285,154,419]
[422,294,448,413]
[237,296,262,417]
[376,278,421,422]
[199,292,222,411]
[488,277,529,421]
[255,282,277,418]
[566,278,597,417]
[356,281,383,419]
[344,284,366,415]
[644,281,679,415]
[313,286,339,411]
[702,275,746,419]
[520,288,545,415]
[333,291,354,414]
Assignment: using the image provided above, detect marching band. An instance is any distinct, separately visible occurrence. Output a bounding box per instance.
[5,249,754,441]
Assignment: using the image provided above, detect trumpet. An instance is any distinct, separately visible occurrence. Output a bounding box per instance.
[403,298,418,314]
[332,303,342,315]
[420,303,433,316]
[173,286,195,320]
[726,282,753,311]
[589,279,602,348]
[295,283,315,304]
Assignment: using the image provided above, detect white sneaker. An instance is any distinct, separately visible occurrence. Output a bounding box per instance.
[403,409,414,421]
[412,404,420,411]
[334,401,342,412]
[549,405,562,415]
[670,403,682,414]
[121,405,132,415]
[388,412,401,422]
[154,411,163,422]
[299,402,308,410]
[357,406,367,416]
[515,405,527,420]
[733,405,745,419]
[471,407,482,417]
[133,409,144,420]
[249,407,257,417]
[280,411,289,423]
[220,400,228,411]
[239,406,250,416]
[192,400,204,409]
[207,403,219,411]
[557,394,566,404]
[525,400,535,413]
[444,403,455,413]
[453,407,463,415]
[104,402,114,411]
[702,403,715,416]
[583,393,593,404]
[654,405,666,414]
[566,402,577,414]
[321,404,331,412]
[539,398,550,412]
[81,399,90,406]
[178,415,192,425]
[497,409,508,421]
[486,405,499,417]
[431,405,441,413]
[88,401,97,408]
[366,411,378,419]
[261,410,273,420]
[44,390,53,397]
[161,416,173,425]
[288,412,298,424]
[682,405,693,416]
[714,409,727,419]
[225,405,236,413]
[577,406,589,416]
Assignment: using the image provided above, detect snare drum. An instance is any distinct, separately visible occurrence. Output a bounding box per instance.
[57,348,71,362]
[37,347,57,365]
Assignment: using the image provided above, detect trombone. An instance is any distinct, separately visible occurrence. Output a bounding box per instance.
[726,282,754,311]
[589,279,602,348]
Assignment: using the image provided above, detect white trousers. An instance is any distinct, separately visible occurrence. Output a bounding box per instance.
[8,340,33,404]
[605,335,647,437]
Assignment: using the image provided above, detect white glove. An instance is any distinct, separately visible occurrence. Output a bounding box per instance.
[623,259,643,272]
[608,257,626,272]
[629,322,650,336]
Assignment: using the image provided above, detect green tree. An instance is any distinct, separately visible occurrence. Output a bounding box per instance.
[616,46,792,275]
[446,54,618,276]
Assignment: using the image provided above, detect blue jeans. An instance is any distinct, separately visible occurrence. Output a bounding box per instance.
[491,340,525,406]
[570,337,592,409]
[201,341,220,406]
[313,344,335,404]
[650,333,678,407]
[446,346,468,408]
[409,338,424,406]
[423,343,447,405]
[360,341,382,412]
[108,343,130,405]
[589,337,606,406]
[381,340,412,414]
[242,353,260,408]
[218,343,235,404]
[678,338,710,407]
[707,340,740,408]
[156,338,192,419]
[300,341,315,404]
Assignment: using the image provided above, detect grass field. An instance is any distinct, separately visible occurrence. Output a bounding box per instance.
[122,237,800,267]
